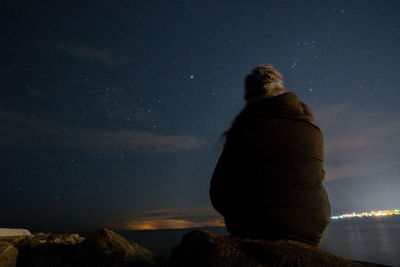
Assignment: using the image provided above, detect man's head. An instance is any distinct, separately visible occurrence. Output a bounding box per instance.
[244,64,285,101]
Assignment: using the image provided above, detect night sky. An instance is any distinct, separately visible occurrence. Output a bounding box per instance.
[1,0,399,232]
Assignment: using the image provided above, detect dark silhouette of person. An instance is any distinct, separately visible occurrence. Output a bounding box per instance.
[210,64,331,246]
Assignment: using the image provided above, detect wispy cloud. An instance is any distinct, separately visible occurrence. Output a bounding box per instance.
[0,109,207,154]
[315,103,400,181]
[43,42,140,66]
[74,128,207,154]
[105,205,225,230]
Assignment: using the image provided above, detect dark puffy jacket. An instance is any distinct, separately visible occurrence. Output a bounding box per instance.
[210,92,330,246]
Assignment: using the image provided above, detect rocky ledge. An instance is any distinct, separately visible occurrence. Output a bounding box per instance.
[0,228,166,267]
[0,229,390,267]
[169,230,389,267]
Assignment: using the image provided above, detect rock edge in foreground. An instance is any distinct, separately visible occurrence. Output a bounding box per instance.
[169,230,389,267]
[1,228,166,267]
[1,228,389,267]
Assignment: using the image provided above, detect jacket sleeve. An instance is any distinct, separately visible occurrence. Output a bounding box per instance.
[209,133,251,217]
[209,144,232,217]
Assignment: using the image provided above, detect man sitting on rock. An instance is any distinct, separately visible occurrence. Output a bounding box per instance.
[210,64,331,246]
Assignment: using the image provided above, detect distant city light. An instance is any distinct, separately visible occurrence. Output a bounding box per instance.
[331,209,400,220]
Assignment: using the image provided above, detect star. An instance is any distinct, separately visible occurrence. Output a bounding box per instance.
[291,59,298,69]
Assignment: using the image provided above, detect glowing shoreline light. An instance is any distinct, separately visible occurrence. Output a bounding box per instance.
[331,209,400,220]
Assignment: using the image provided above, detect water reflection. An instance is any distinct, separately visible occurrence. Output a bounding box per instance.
[322,216,400,266]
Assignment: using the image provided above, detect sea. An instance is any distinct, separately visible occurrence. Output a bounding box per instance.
[114,216,400,266]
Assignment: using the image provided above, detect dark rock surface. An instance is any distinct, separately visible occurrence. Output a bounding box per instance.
[13,232,84,250]
[0,244,18,267]
[15,228,166,267]
[169,230,389,267]
[1,228,390,267]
